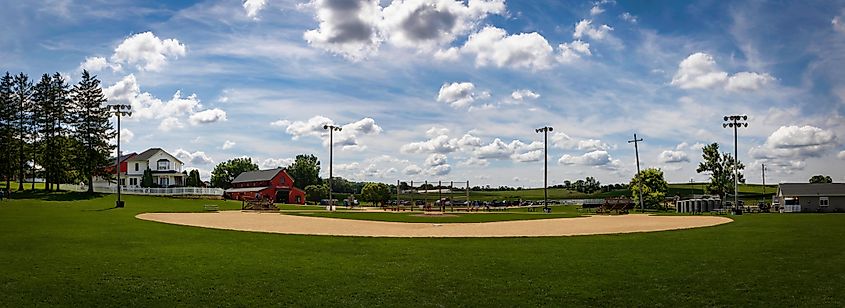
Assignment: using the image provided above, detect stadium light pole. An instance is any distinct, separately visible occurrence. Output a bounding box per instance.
[723,115,748,212]
[535,126,553,211]
[109,104,132,208]
[628,134,644,213]
[323,124,342,211]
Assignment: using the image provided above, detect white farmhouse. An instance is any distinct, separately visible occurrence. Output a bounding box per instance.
[123,148,185,187]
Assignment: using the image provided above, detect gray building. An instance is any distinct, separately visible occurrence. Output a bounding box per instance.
[776,183,845,212]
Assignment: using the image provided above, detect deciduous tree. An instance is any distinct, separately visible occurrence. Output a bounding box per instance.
[629,168,669,209]
[210,157,258,189]
[361,182,391,206]
[696,143,744,202]
[809,175,833,183]
[287,154,321,189]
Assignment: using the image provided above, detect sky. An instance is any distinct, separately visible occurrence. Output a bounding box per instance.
[3,0,845,187]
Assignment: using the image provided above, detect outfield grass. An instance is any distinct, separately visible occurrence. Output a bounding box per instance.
[1,192,843,306]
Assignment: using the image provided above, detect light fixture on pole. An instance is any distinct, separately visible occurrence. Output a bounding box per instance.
[628,133,644,213]
[109,104,132,208]
[723,115,748,213]
[323,124,342,211]
[535,126,553,212]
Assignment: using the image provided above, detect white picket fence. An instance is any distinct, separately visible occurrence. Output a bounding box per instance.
[70,185,224,196]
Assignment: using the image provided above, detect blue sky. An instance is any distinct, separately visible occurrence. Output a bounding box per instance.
[3,0,845,186]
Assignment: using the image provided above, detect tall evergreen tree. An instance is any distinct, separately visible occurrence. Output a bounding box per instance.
[12,73,33,191]
[49,73,71,191]
[31,73,70,191]
[70,70,114,193]
[32,74,51,190]
[0,72,13,191]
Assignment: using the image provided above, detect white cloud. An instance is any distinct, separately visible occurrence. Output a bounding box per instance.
[189,108,227,125]
[222,140,236,150]
[303,0,382,60]
[658,150,690,163]
[381,0,505,50]
[403,164,422,175]
[119,128,134,143]
[671,52,774,91]
[427,164,451,176]
[111,32,186,71]
[473,138,543,162]
[838,150,845,160]
[834,15,845,33]
[174,149,214,165]
[589,6,604,16]
[425,153,448,166]
[511,149,544,162]
[573,19,613,41]
[79,56,114,72]
[750,125,838,160]
[281,115,382,150]
[270,119,291,127]
[726,72,776,91]
[557,40,591,63]
[558,150,619,169]
[620,12,637,23]
[460,26,555,70]
[551,132,613,151]
[261,158,294,169]
[436,82,489,108]
[511,89,540,101]
[158,117,184,131]
[401,130,482,154]
[243,0,267,19]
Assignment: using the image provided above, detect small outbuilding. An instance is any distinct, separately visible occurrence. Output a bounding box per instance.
[224,168,306,204]
[777,183,845,212]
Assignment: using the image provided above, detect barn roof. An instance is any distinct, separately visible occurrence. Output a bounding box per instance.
[231,168,285,184]
[778,183,845,196]
[224,186,271,193]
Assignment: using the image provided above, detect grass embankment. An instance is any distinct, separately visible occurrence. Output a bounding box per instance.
[0,192,843,306]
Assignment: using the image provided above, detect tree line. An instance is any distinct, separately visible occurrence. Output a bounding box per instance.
[1,70,114,193]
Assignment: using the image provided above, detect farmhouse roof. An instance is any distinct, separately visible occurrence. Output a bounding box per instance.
[131,148,183,164]
[778,183,845,196]
[231,168,285,184]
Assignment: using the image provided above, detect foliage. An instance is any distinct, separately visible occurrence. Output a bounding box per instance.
[184,169,202,187]
[70,70,114,193]
[287,154,321,189]
[629,168,669,209]
[361,182,391,205]
[809,175,833,183]
[0,72,14,190]
[141,168,154,188]
[304,184,329,202]
[696,143,744,200]
[210,157,259,189]
[32,73,71,191]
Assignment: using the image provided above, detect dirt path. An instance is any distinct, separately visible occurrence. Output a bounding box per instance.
[137,211,732,238]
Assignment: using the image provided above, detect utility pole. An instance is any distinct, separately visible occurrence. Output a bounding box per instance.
[628,134,644,213]
[761,163,766,204]
[323,124,342,211]
[723,115,748,212]
[108,104,131,208]
[535,126,553,211]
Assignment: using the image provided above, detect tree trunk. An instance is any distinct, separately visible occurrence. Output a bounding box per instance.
[87,174,94,193]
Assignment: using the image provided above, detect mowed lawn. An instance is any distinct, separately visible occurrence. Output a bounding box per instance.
[1,192,843,306]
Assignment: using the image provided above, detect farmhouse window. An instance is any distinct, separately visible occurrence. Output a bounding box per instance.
[157,159,170,170]
[135,163,139,171]
[820,197,829,207]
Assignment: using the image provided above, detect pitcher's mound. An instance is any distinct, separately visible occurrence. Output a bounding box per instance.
[137,211,731,238]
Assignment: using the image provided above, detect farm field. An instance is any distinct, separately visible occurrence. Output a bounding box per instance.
[0,192,843,306]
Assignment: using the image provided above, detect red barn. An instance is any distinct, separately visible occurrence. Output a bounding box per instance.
[224,168,306,204]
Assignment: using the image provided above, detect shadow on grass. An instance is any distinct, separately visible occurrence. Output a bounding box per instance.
[10,190,106,202]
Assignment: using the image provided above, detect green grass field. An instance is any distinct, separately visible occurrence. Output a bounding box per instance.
[1,191,843,306]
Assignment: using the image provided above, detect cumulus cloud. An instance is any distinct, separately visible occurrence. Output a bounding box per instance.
[557,40,591,63]
[589,5,604,16]
[261,158,294,169]
[119,128,134,143]
[558,150,619,169]
[473,138,543,162]
[189,108,228,125]
[671,52,774,91]
[658,150,690,163]
[243,0,267,19]
[381,0,505,50]
[573,19,613,41]
[173,149,213,165]
[303,0,382,60]
[460,26,555,70]
[552,132,613,151]
[750,125,838,160]
[111,32,186,71]
[436,82,489,108]
[78,56,114,72]
[511,89,540,101]
[401,129,482,154]
[838,150,845,160]
[276,115,382,150]
[403,164,422,175]
[104,74,226,128]
[222,140,236,150]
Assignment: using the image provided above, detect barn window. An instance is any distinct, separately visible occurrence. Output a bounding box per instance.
[820,197,829,207]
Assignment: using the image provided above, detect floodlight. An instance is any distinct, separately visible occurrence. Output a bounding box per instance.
[323,125,328,129]
[724,116,729,121]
